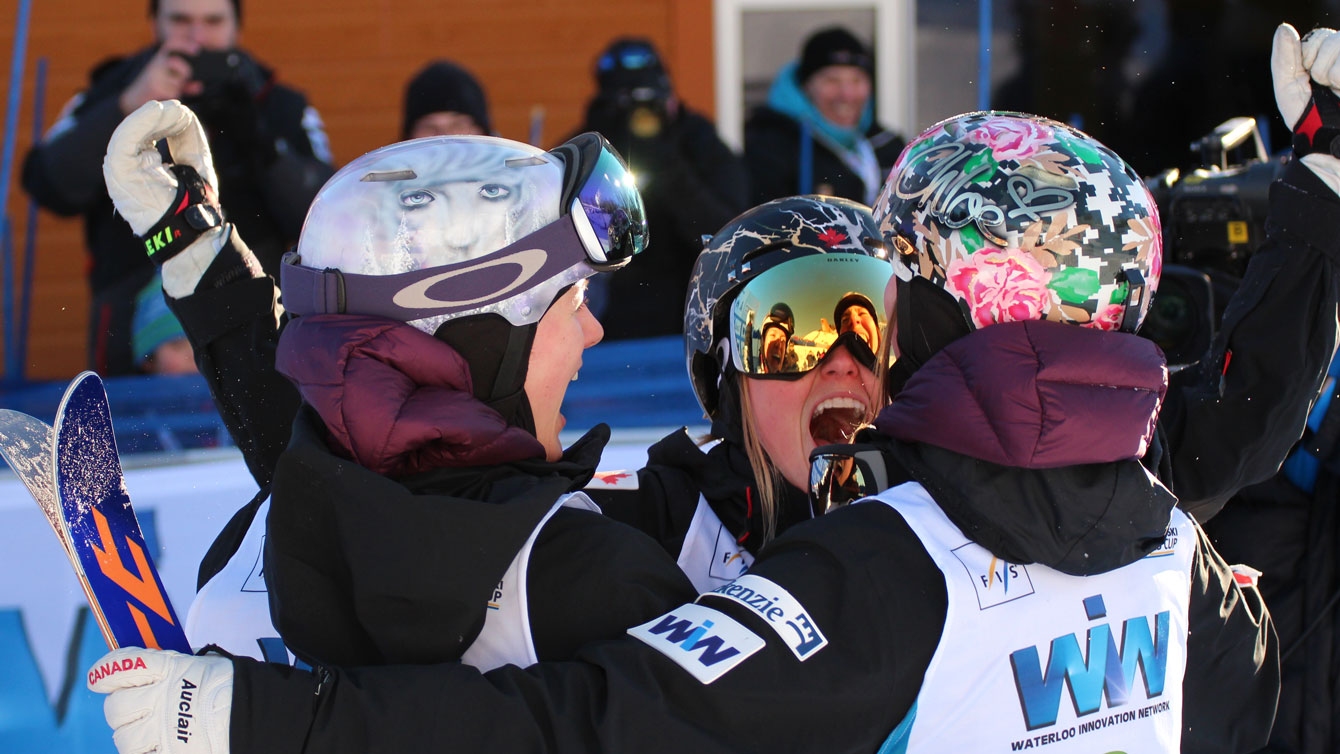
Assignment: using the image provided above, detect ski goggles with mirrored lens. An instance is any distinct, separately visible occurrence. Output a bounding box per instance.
[809,444,891,514]
[281,133,647,326]
[729,252,894,378]
[551,131,648,267]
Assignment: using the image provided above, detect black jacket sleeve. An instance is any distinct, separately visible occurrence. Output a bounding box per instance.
[229,503,946,754]
[584,465,702,558]
[166,231,298,487]
[527,507,697,660]
[21,93,126,215]
[1181,523,1280,753]
[1164,160,1340,520]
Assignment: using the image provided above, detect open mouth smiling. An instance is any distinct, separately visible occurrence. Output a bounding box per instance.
[809,396,871,446]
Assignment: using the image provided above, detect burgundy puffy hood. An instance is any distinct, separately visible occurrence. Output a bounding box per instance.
[275,314,545,477]
[877,319,1167,468]
[872,319,1173,575]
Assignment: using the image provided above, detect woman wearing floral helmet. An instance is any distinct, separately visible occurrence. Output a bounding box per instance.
[88,24,1340,754]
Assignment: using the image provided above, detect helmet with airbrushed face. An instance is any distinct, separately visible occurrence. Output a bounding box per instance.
[281,132,646,333]
[873,111,1162,370]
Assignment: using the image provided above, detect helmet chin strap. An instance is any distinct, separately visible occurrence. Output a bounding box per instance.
[889,276,972,396]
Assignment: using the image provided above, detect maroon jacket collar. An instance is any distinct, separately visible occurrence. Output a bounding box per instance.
[876,320,1168,469]
[276,314,545,477]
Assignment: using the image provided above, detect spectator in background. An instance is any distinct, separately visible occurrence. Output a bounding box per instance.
[131,277,197,376]
[745,27,904,206]
[401,60,492,139]
[21,0,332,376]
[576,38,748,339]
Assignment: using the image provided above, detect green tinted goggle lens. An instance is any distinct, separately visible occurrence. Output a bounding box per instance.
[729,254,894,377]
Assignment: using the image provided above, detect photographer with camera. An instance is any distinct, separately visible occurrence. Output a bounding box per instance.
[22,0,333,375]
[575,38,748,339]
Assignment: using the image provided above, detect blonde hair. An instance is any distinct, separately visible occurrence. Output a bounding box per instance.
[739,377,787,545]
[712,303,899,545]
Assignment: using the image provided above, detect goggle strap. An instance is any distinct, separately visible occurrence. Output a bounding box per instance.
[1118,268,1147,334]
[280,220,587,321]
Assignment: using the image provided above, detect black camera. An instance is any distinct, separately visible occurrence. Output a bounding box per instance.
[1141,117,1288,369]
[169,48,264,100]
[187,49,243,90]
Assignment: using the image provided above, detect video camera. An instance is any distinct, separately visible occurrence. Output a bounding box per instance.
[1141,117,1288,369]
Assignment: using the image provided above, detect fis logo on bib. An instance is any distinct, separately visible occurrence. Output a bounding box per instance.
[709,522,753,582]
[707,575,828,661]
[950,542,1035,609]
[628,603,764,684]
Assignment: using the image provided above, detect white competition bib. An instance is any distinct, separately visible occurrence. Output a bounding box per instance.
[461,491,601,671]
[185,497,295,664]
[870,482,1192,754]
[676,495,753,593]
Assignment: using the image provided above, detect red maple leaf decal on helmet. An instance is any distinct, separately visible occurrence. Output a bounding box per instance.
[594,471,632,484]
[817,228,847,247]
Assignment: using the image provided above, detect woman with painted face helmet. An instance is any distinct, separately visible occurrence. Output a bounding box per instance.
[101,100,696,671]
[583,195,893,592]
[86,107,1285,754]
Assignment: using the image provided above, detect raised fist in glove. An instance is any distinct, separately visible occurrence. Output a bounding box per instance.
[104,100,227,297]
[1272,23,1340,195]
[88,647,233,754]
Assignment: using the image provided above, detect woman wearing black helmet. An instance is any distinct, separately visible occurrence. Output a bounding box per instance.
[581,194,894,592]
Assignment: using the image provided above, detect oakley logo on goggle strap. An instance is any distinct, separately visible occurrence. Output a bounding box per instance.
[392,248,549,310]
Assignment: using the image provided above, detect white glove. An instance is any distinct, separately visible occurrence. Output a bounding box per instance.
[88,647,233,754]
[1272,24,1340,196]
[103,100,226,298]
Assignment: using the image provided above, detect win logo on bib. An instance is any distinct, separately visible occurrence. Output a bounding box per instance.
[628,603,764,684]
[1009,594,1171,731]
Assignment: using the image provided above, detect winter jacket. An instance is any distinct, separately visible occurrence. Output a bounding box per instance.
[225,318,1278,754]
[21,45,332,374]
[1203,354,1340,754]
[588,428,813,560]
[252,314,696,668]
[1159,159,1340,519]
[743,61,904,206]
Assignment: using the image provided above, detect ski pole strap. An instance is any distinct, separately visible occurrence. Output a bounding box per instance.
[1292,81,1340,160]
[139,164,224,265]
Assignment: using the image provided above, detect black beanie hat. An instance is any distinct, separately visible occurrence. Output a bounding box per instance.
[797,27,873,84]
[401,61,492,139]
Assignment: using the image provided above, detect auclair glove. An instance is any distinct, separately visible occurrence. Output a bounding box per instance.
[88,646,234,754]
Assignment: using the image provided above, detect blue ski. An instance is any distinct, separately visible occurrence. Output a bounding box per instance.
[0,372,189,652]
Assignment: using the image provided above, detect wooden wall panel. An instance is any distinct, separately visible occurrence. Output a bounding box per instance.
[0,0,716,380]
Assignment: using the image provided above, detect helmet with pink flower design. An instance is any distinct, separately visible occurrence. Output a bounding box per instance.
[873,111,1162,342]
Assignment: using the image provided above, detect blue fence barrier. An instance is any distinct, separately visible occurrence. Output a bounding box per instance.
[0,334,705,455]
